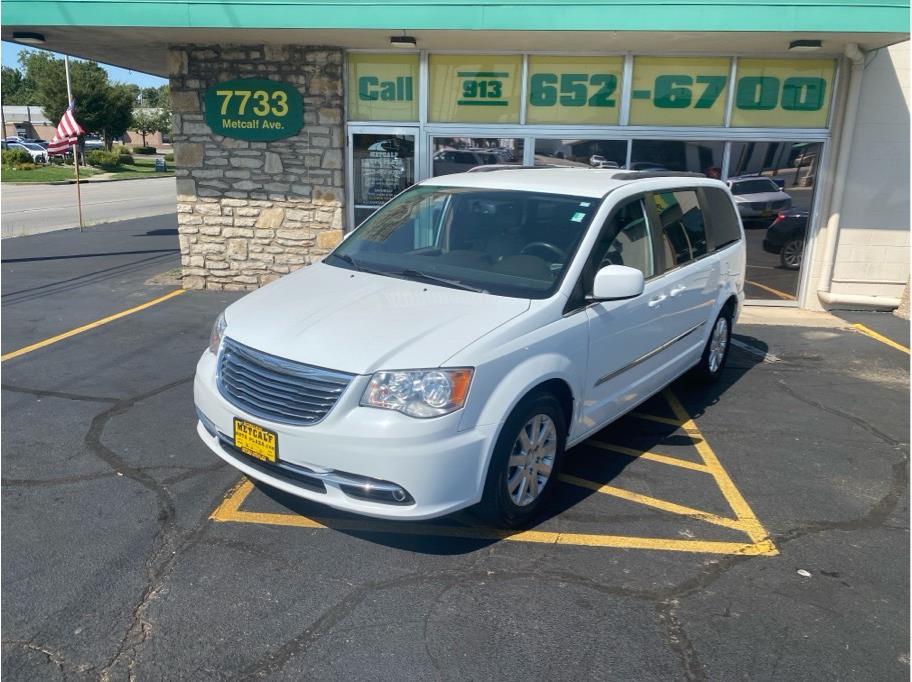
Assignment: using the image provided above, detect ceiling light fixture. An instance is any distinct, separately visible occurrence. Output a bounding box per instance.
[789,39,823,51]
[12,32,46,45]
[390,35,417,47]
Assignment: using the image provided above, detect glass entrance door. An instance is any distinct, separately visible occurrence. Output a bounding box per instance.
[349,128,417,227]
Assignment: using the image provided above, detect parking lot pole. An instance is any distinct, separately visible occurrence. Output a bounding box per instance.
[64,56,84,232]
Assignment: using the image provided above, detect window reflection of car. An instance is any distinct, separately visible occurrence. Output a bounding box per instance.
[727,176,792,223]
[434,148,517,175]
[762,209,808,270]
[589,155,619,169]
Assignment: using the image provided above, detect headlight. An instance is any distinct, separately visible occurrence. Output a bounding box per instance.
[208,312,227,354]
[361,368,473,418]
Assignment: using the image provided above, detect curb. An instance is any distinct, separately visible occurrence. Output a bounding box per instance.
[2,174,176,186]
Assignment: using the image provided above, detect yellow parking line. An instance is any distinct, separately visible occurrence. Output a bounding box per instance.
[212,481,776,555]
[586,441,712,474]
[1,289,187,362]
[851,323,910,355]
[664,389,773,546]
[628,411,685,427]
[558,473,748,532]
[745,279,796,301]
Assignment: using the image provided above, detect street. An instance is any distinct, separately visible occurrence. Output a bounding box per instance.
[1,215,908,680]
[0,177,177,238]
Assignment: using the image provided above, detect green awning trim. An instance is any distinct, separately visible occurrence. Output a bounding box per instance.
[2,0,909,33]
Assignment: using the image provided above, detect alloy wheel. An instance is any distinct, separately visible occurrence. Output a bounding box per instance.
[506,414,557,507]
[708,317,729,374]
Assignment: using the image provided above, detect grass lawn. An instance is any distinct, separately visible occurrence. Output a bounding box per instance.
[2,155,174,183]
[1,165,102,183]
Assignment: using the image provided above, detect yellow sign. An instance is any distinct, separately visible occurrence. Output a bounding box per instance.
[730,59,834,128]
[428,54,522,123]
[233,418,277,463]
[526,56,623,125]
[347,53,419,121]
[629,57,732,126]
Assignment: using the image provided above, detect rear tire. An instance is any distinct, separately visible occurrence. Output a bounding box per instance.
[779,238,804,270]
[690,310,732,383]
[476,392,567,528]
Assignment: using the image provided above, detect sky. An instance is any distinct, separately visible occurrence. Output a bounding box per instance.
[2,41,167,88]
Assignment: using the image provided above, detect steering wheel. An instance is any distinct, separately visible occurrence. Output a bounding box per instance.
[521,241,568,262]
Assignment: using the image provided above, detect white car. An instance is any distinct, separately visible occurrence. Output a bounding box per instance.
[727,176,792,221]
[6,141,48,163]
[195,169,745,527]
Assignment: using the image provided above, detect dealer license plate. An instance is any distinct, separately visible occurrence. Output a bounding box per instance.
[233,418,277,463]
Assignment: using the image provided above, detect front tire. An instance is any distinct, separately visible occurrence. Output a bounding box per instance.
[691,310,732,383]
[477,392,566,528]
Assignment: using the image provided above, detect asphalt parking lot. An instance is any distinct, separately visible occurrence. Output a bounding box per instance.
[2,216,909,680]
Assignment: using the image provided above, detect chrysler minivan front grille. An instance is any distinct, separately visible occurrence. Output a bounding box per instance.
[217,337,354,426]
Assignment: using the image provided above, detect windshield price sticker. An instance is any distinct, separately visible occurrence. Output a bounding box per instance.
[204,78,302,141]
[731,58,834,128]
[348,53,420,121]
[629,57,732,126]
[526,56,624,125]
[429,55,522,123]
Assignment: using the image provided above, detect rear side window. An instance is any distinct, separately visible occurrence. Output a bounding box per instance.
[651,190,708,268]
[701,186,742,250]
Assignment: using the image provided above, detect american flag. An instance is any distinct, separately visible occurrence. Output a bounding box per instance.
[47,100,85,155]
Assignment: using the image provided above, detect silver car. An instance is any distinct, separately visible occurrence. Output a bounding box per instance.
[727,176,791,221]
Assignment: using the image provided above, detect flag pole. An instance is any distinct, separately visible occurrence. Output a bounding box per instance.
[64,56,84,232]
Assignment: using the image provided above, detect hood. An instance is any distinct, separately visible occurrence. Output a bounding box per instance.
[223,262,530,375]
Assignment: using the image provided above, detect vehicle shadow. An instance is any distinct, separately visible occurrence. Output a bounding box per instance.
[253,338,769,555]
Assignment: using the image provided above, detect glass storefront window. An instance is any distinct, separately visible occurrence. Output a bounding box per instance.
[352,133,416,225]
[731,59,835,129]
[728,141,822,301]
[629,140,724,175]
[526,56,624,125]
[428,55,522,124]
[534,139,627,168]
[347,54,419,121]
[628,57,731,127]
[431,137,524,176]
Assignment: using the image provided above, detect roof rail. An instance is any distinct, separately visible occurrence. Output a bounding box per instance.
[466,163,572,173]
[610,171,707,180]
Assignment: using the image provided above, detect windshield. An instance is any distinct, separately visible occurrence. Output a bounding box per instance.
[731,179,779,195]
[326,185,600,299]
[22,143,42,150]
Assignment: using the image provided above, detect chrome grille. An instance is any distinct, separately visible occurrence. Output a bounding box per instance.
[217,337,354,426]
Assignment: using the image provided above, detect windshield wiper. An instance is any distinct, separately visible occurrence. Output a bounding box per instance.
[395,269,488,293]
[327,252,363,271]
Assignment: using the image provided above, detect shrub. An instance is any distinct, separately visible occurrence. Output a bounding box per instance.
[2,148,32,167]
[164,153,174,162]
[132,146,156,155]
[86,149,123,170]
[16,163,38,171]
[118,152,133,165]
[48,155,67,166]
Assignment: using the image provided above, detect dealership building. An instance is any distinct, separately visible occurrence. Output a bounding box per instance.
[3,0,909,310]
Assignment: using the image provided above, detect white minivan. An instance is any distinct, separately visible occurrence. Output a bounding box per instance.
[194,169,745,527]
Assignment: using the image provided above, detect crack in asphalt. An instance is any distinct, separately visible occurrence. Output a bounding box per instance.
[1,383,121,404]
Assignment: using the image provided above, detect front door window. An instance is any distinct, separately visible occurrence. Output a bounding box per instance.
[352,133,416,226]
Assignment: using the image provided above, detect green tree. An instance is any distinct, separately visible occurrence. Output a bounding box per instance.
[1,66,35,104]
[140,84,170,108]
[18,50,135,149]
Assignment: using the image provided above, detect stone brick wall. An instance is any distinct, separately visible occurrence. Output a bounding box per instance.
[168,45,345,290]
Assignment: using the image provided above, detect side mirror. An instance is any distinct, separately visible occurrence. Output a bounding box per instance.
[589,265,645,301]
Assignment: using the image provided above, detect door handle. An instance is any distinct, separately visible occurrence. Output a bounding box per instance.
[648,294,667,308]
[669,285,686,297]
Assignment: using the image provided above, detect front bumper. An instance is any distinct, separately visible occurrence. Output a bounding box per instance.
[194,351,497,520]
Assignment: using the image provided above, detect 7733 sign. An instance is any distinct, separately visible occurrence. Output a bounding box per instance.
[204,78,303,141]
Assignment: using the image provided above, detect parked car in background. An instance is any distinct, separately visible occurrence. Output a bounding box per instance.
[84,135,105,150]
[589,154,620,169]
[727,176,792,223]
[763,209,808,270]
[195,168,746,527]
[4,141,48,163]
